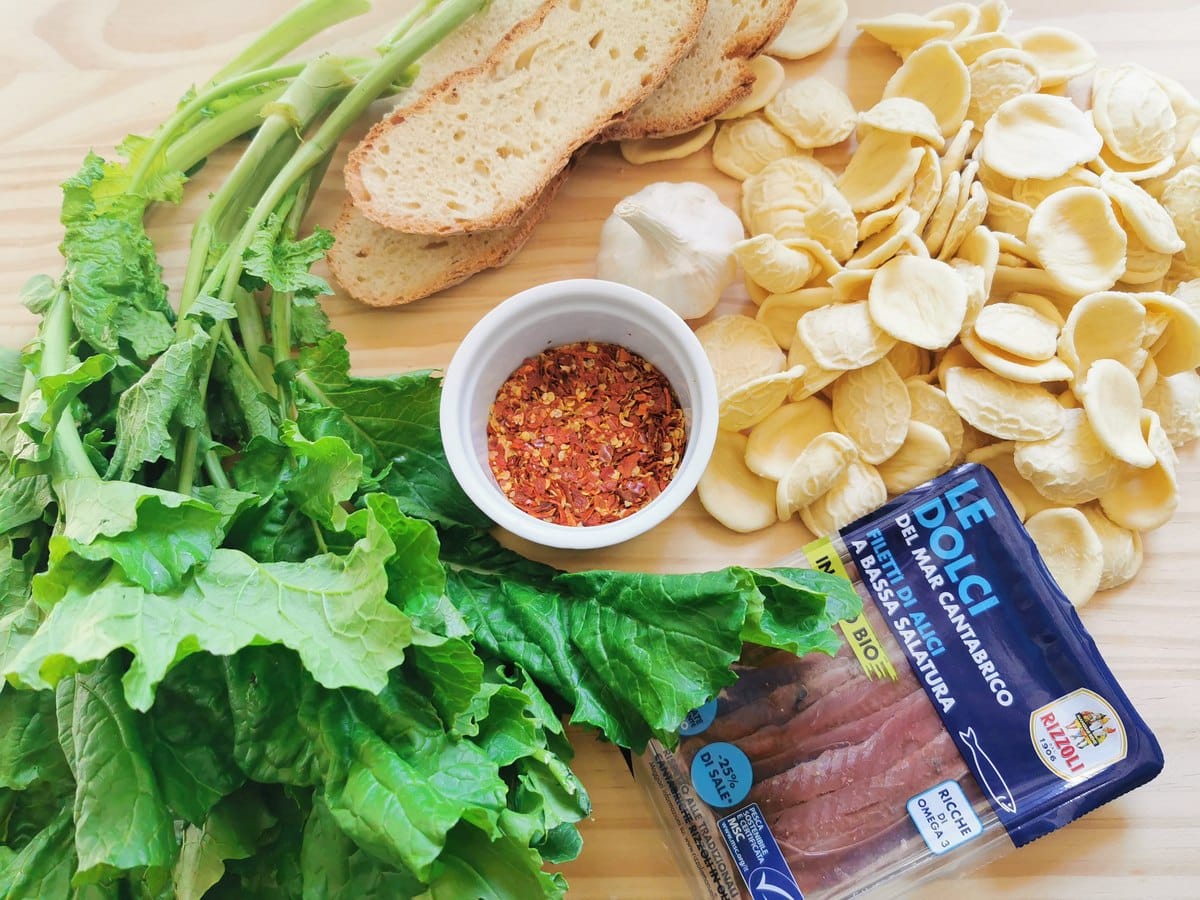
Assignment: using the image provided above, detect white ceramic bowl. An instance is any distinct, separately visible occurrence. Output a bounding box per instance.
[440,278,719,550]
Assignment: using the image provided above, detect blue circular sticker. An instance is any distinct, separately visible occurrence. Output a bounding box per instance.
[678,699,719,736]
[690,741,752,809]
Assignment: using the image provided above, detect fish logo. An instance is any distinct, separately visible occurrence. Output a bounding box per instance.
[958,726,1017,814]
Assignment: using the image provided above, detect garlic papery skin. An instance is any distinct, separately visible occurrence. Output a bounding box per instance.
[595,181,745,319]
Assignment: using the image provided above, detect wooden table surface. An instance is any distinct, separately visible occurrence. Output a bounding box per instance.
[2,1,1197,897]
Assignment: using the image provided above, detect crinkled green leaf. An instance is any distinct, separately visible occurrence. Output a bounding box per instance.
[355,494,456,633]
[18,275,57,316]
[0,688,70,790]
[225,647,323,787]
[300,795,423,899]
[57,659,177,882]
[18,354,115,446]
[318,688,507,883]
[0,804,74,898]
[140,655,244,824]
[294,337,486,528]
[0,535,37,609]
[741,567,862,658]
[290,294,331,345]
[106,329,211,480]
[172,789,271,900]
[8,509,408,710]
[419,823,567,900]
[213,341,278,441]
[279,421,361,530]
[203,785,306,900]
[60,154,177,362]
[242,215,335,302]
[0,347,22,403]
[0,462,53,534]
[442,531,860,752]
[48,477,228,595]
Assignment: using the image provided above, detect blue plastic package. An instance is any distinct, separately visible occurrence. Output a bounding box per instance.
[636,464,1163,899]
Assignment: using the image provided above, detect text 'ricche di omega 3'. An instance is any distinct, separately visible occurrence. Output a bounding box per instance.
[487,341,687,526]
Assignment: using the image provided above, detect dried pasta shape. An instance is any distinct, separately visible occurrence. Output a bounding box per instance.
[755,287,836,350]
[1144,370,1200,446]
[877,420,954,494]
[620,121,717,165]
[734,234,818,295]
[1024,508,1104,607]
[765,77,857,149]
[1014,27,1097,86]
[1077,359,1157,467]
[698,431,779,533]
[719,367,808,431]
[973,302,1060,361]
[799,460,888,537]
[944,366,1064,441]
[868,255,968,350]
[1058,290,1147,381]
[696,314,786,396]
[857,96,945,148]
[768,0,848,60]
[1078,503,1143,591]
[798,300,898,371]
[1026,186,1127,295]
[837,130,925,213]
[882,40,972,137]
[857,13,954,56]
[717,55,787,120]
[831,358,912,464]
[978,94,1102,180]
[745,396,837,480]
[712,115,799,180]
[776,431,860,520]
[967,48,1041,129]
[1093,64,1177,166]
[1098,411,1179,531]
[1013,408,1120,504]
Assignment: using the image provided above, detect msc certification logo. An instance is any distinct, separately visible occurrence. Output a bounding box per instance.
[748,866,803,900]
[1030,688,1128,781]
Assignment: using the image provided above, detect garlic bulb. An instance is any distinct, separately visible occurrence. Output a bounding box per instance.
[595,181,745,319]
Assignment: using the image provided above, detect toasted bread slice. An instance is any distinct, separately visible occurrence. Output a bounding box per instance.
[329,166,570,307]
[400,0,546,99]
[346,0,707,235]
[603,0,798,141]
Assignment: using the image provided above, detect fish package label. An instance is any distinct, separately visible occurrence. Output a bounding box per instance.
[636,463,1163,900]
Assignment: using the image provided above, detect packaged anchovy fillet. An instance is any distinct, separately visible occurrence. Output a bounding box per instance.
[636,464,1163,899]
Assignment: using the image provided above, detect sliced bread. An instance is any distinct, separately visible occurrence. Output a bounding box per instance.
[603,0,798,141]
[345,0,708,235]
[399,0,546,99]
[328,166,570,307]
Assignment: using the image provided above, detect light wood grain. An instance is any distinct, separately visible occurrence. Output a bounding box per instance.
[2,1,1198,897]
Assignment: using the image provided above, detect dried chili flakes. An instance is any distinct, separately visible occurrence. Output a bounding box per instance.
[487,341,688,527]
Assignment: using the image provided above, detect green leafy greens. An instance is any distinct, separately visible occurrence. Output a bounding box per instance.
[0,1,862,897]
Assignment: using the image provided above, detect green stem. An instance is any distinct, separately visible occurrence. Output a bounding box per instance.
[209,0,371,84]
[379,0,441,50]
[259,0,487,211]
[129,63,304,194]
[203,451,230,490]
[208,57,354,392]
[39,291,98,484]
[164,82,289,177]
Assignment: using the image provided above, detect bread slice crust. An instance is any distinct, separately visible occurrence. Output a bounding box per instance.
[329,165,571,307]
[345,0,707,235]
[603,0,798,141]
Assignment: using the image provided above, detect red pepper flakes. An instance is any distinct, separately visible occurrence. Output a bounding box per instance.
[487,341,688,527]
